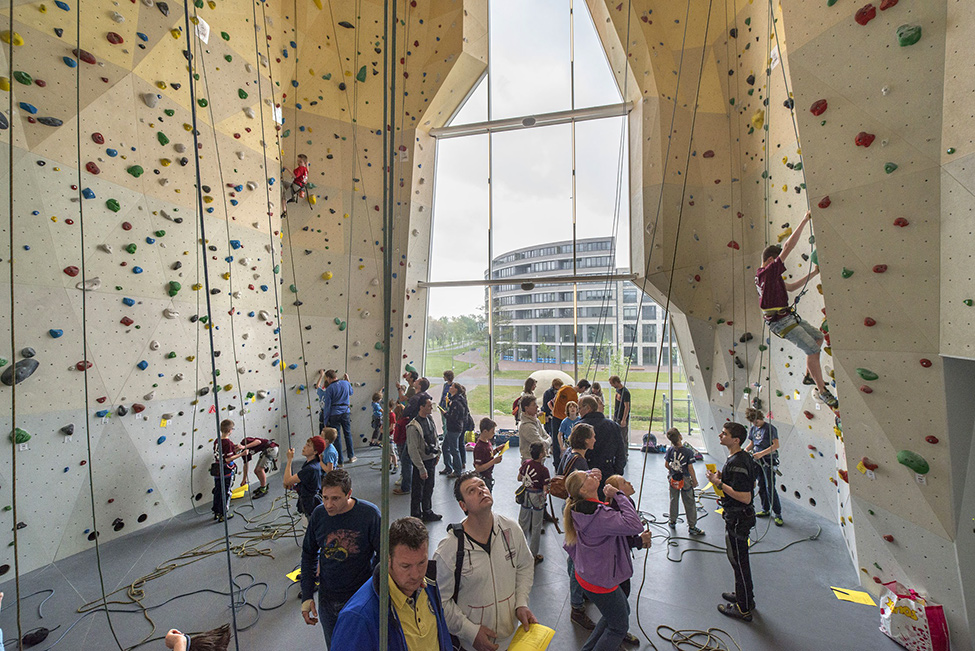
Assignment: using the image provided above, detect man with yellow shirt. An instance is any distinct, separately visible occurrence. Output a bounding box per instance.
[331,517,452,651]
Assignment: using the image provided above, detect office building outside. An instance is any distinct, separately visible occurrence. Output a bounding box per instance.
[487,237,671,369]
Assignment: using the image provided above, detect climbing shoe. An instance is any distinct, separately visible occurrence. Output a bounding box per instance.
[717,603,752,622]
[253,485,269,499]
[622,632,640,646]
[802,372,815,386]
[755,511,770,518]
[774,516,784,526]
[722,592,756,610]
[819,389,839,410]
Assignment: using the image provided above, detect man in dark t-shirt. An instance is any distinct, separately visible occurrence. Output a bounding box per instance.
[301,469,382,647]
[755,210,837,410]
[707,422,758,622]
[609,375,631,445]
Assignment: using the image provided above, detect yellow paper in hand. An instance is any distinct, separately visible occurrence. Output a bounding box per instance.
[509,624,555,650]
[705,464,724,497]
[498,441,510,456]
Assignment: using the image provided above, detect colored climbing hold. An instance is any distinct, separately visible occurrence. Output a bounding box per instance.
[137,360,149,370]
[896,24,921,46]
[861,457,879,471]
[859,385,873,394]
[106,32,123,44]
[121,316,134,326]
[168,281,181,297]
[818,196,831,209]
[127,165,144,178]
[883,535,894,543]
[92,132,105,145]
[9,428,30,444]
[856,368,879,381]
[751,109,765,130]
[157,436,166,444]
[919,358,932,368]
[1,359,39,385]
[0,31,24,46]
[220,31,230,41]
[19,102,37,114]
[63,266,80,277]
[157,132,170,146]
[13,71,33,85]
[49,329,63,338]
[238,88,248,99]
[896,450,929,474]
[884,162,898,174]
[855,132,875,148]
[964,299,974,307]
[854,4,877,25]
[63,56,78,68]
[880,0,897,8]
[106,199,120,212]
[872,264,888,273]
[727,241,740,250]
[863,317,876,327]
[893,217,909,227]
[809,99,828,116]
[73,48,96,64]
[356,65,367,82]
[925,435,939,444]
[38,117,64,127]
[125,243,137,254]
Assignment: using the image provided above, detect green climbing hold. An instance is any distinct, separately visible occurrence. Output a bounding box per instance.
[821,321,829,334]
[856,368,879,381]
[273,264,280,274]
[106,199,121,213]
[0,358,6,367]
[744,17,751,25]
[758,344,768,352]
[168,281,181,296]
[154,230,166,237]
[157,132,170,146]
[127,165,144,177]
[827,0,838,5]
[405,363,417,374]
[964,299,973,306]
[729,98,735,106]
[10,428,30,444]
[742,387,751,394]
[13,70,32,85]
[811,249,818,266]
[716,318,725,324]
[246,392,255,399]
[334,317,342,325]
[289,284,298,293]
[221,31,230,41]
[125,243,137,254]
[897,450,929,474]
[224,54,233,62]
[374,342,384,350]
[841,267,854,279]
[896,24,922,47]
[868,509,875,516]
[338,321,347,331]
[947,147,956,155]
[356,65,367,82]
[282,129,290,138]
[167,351,177,358]
[794,162,803,171]
[164,109,175,117]
[884,162,898,174]
[775,390,784,397]
[199,316,209,324]
[238,88,248,100]
[197,98,208,108]
[194,0,203,6]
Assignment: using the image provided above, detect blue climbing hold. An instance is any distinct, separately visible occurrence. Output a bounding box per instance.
[248,311,255,317]
[157,436,166,444]
[137,360,148,370]
[145,237,155,244]
[63,56,77,67]
[122,297,135,306]
[224,256,233,263]
[230,199,238,206]
[230,240,242,249]
[49,329,63,338]
[133,266,143,274]
[19,102,37,114]
[137,32,148,42]
[288,363,297,369]
[233,185,243,192]
[54,0,70,9]
[260,285,268,292]
[96,409,109,418]
[106,148,118,157]
[82,188,95,199]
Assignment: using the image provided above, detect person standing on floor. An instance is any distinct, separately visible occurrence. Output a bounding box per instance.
[473,417,503,492]
[517,396,551,464]
[443,382,471,478]
[578,396,627,497]
[608,375,631,446]
[549,379,580,469]
[330,517,453,651]
[434,472,537,651]
[518,442,551,564]
[300,469,382,647]
[391,402,411,496]
[563,469,646,651]
[406,396,443,523]
[317,369,357,465]
[558,401,581,450]
[368,391,384,447]
[557,423,597,631]
[212,420,243,523]
[602,475,652,647]
[706,422,759,622]
[744,408,783,526]
[515,377,537,425]
[589,382,605,413]
[283,434,330,521]
[439,370,454,431]
[664,428,704,536]
[541,378,562,458]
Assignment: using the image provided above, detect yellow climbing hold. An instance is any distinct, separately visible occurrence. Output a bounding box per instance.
[160,158,172,167]
[187,356,196,361]
[39,4,47,13]
[192,283,203,290]
[221,272,230,280]
[1,31,24,46]
[207,0,216,7]
[203,195,214,203]
[156,81,167,89]
[313,0,322,8]
[751,109,765,130]
[322,271,333,280]
[0,77,9,92]
[170,28,181,39]
[183,123,194,131]
[223,384,233,391]
[777,227,792,243]
[308,194,317,205]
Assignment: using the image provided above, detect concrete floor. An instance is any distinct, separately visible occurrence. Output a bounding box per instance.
[0,446,902,650]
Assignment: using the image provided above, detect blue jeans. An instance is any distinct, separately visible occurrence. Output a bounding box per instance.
[755,457,781,516]
[443,430,463,474]
[396,441,412,492]
[566,556,585,609]
[318,596,347,648]
[582,586,629,651]
[328,412,355,463]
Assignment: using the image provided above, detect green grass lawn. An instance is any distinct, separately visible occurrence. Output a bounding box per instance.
[423,348,474,377]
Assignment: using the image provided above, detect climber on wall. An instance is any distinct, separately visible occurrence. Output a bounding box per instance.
[755,210,838,410]
[286,153,309,203]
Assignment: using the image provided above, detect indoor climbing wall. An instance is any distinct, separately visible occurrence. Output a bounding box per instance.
[0,0,293,575]
[587,0,850,546]
[591,0,975,644]
[272,0,483,440]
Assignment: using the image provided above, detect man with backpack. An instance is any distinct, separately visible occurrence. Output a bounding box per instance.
[434,471,537,651]
[406,396,443,522]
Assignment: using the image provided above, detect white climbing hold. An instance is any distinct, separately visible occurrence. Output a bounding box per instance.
[360,311,370,319]
[258,310,271,321]
[144,391,155,401]
[161,413,174,420]
[173,373,184,381]
[161,209,175,221]
[99,244,113,254]
[353,340,361,347]
[231,291,241,299]
[236,151,245,160]
[246,181,258,191]
[258,353,266,360]
[411,228,420,236]
[256,389,268,399]
[163,308,179,319]
[351,354,363,361]
[159,178,169,187]
[76,277,101,291]
[174,143,186,153]
[141,93,158,108]
[241,333,249,340]
[245,63,254,73]
[111,11,125,23]
[243,107,255,119]
[370,278,379,286]
[149,340,160,350]
[239,257,251,266]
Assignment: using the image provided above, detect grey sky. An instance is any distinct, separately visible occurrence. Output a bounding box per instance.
[427,0,629,318]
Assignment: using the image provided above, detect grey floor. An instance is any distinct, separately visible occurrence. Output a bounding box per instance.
[0,445,902,651]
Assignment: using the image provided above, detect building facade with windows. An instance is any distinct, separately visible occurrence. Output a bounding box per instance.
[487,237,671,368]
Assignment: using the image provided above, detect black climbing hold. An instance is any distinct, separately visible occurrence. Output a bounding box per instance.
[156,1,169,16]
[734,356,744,369]
[209,289,220,295]
[207,245,217,251]
[729,28,738,38]
[16,522,26,530]
[173,217,183,224]
[137,513,148,523]
[0,564,8,575]
[61,424,74,435]
[338,82,346,91]
[1,359,39,386]
[199,387,209,396]
[112,518,125,532]
[213,351,221,357]
[117,405,128,417]
[87,531,99,541]
[0,113,8,130]
[337,20,354,28]
[783,98,794,109]
[21,347,35,358]
[178,157,188,166]
[37,117,64,127]
[190,315,199,323]
[305,325,312,330]
[201,184,211,193]
[54,27,63,38]
[746,74,755,86]
[172,261,182,270]
[195,493,203,501]
[170,83,180,91]
[739,332,753,343]
[293,300,303,306]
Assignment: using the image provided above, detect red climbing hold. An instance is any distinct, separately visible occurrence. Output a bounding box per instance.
[860,385,874,394]
[35,79,46,88]
[716,383,725,391]
[86,162,100,175]
[807,444,817,451]
[703,150,715,158]
[883,534,894,543]
[873,264,888,273]
[855,131,876,147]
[925,435,939,444]
[838,469,849,483]
[818,196,831,209]
[122,222,132,231]
[132,403,146,413]
[63,266,80,277]
[864,317,876,327]
[120,316,134,326]
[862,457,879,471]
[919,358,932,367]
[803,410,814,420]
[76,360,92,371]
[92,132,104,144]
[106,32,124,44]
[854,4,877,25]
[893,217,909,227]
[96,396,107,404]
[809,99,828,116]
[72,48,97,64]
[879,0,897,9]
[694,274,701,282]
[727,241,740,250]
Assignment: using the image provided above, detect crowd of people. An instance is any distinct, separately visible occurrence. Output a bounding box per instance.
[202,367,782,650]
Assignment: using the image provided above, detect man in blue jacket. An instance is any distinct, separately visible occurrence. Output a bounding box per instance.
[331,517,452,651]
[317,369,357,465]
